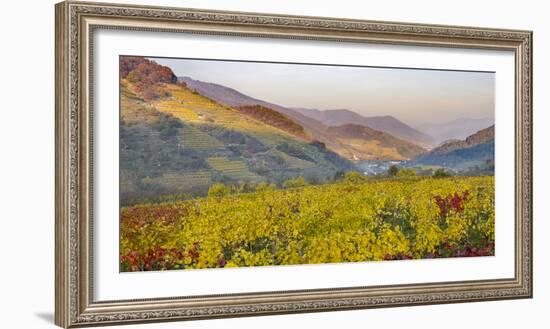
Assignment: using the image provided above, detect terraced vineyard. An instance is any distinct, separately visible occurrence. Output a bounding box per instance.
[206,157,262,182]
[266,149,316,169]
[156,84,299,146]
[118,57,359,206]
[119,77,357,205]
[154,99,200,121]
[149,171,212,190]
[179,124,224,150]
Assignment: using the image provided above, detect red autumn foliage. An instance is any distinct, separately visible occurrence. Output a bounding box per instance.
[120,247,186,272]
[187,242,200,262]
[433,190,469,217]
[121,203,190,228]
[119,56,184,100]
[119,56,147,78]
[384,241,494,261]
[119,242,212,271]
[236,105,306,137]
[217,256,227,268]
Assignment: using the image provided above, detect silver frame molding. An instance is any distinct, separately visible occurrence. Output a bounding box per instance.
[55,1,533,327]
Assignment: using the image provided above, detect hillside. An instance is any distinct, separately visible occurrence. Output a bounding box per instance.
[294,108,436,147]
[416,117,495,145]
[179,76,428,161]
[120,56,180,100]
[327,124,427,160]
[413,125,495,171]
[426,125,494,155]
[235,105,307,138]
[178,76,328,132]
[119,57,355,204]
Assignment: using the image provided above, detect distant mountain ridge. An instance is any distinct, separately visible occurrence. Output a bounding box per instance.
[293,108,436,147]
[429,125,494,155]
[413,125,494,171]
[416,117,495,145]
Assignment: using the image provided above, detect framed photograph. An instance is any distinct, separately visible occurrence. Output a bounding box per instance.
[55,1,532,327]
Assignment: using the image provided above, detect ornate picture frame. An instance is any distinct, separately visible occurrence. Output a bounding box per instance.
[55,1,532,327]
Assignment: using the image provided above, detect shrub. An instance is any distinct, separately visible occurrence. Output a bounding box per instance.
[207,183,230,198]
[283,177,308,189]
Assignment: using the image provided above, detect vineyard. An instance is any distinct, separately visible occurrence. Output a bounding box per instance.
[179,125,224,150]
[206,157,262,182]
[120,176,495,271]
[148,171,213,190]
[155,84,296,146]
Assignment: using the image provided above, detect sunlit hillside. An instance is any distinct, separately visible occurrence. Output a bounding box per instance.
[120,74,353,205]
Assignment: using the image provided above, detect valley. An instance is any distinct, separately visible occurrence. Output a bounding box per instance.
[120,56,495,205]
[118,56,496,272]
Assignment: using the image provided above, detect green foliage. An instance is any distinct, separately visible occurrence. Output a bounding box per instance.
[207,183,230,198]
[282,176,308,189]
[397,168,417,178]
[433,168,452,178]
[344,171,367,184]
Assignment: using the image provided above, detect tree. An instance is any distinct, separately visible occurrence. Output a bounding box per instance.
[388,165,399,177]
[433,168,451,178]
[207,183,230,198]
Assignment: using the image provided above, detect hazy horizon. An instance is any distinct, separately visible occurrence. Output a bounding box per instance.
[151,57,495,127]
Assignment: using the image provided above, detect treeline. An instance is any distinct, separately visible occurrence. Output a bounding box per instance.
[236,105,306,138]
[387,164,452,178]
[124,166,458,206]
[207,165,458,198]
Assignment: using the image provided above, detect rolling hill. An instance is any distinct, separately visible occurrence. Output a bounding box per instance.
[413,125,494,171]
[293,108,436,147]
[327,124,427,160]
[120,58,356,204]
[179,75,428,161]
[178,76,328,132]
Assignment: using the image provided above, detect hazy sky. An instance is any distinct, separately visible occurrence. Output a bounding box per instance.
[152,57,494,127]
